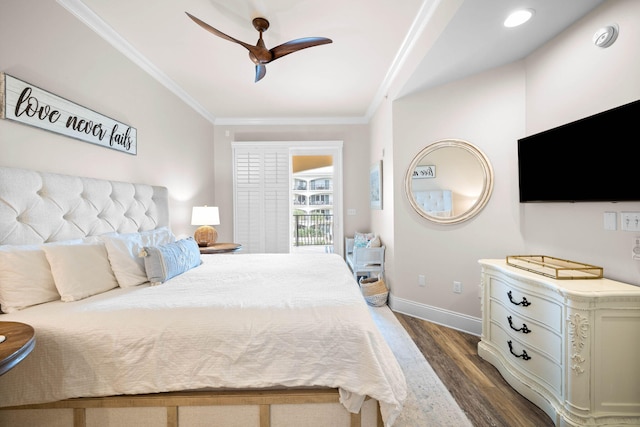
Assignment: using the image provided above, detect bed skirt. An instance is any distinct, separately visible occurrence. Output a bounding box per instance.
[0,388,382,427]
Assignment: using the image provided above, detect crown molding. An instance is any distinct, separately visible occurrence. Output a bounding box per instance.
[365,0,442,120]
[56,0,216,125]
[214,116,369,126]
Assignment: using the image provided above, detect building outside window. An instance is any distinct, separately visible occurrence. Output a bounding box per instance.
[310,194,332,206]
[291,166,333,248]
[293,194,307,206]
[310,179,331,191]
[293,179,307,191]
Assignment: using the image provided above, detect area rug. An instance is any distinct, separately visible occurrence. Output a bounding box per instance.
[369,306,473,426]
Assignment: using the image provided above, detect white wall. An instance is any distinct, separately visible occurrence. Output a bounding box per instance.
[0,0,215,238]
[382,0,640,333]
[521,0,640,285]
[391,62,527,329]
[369,98,396,290]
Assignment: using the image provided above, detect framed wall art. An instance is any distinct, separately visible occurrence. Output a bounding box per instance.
[370,160,382,210]
[413,165,436,179]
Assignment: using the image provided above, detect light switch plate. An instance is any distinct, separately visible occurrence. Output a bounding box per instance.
[621,212,640,231]
[604,212,617,230]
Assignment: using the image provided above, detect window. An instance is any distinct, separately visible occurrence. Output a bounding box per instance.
[310,194,332,205]
[310,179,332,191]
[293,179,307,191]
[293,194,307,206]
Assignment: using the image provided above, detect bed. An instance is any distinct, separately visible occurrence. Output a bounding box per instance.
[0,166,406,427]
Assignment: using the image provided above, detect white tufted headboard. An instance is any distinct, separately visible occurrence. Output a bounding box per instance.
[0,166,169,245]
[413,190,453,217]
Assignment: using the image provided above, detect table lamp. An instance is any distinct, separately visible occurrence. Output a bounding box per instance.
[191,206,220,247]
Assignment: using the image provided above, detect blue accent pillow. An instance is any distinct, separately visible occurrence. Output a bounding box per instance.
[354,232,374,248]
[142,237,202,284]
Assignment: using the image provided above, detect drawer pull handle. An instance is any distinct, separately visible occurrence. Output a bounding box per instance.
[507,316,531,334]
[507,290,531,307]
[508,340,531,360]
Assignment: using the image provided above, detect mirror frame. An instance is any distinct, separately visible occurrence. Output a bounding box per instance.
[405,139,494,224]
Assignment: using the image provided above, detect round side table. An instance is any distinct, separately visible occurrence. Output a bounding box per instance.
[199,243,242,254]
[0,321,35,376]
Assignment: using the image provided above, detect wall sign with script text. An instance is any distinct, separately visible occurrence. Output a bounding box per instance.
[412,165,436,179]
[0,73,137,155]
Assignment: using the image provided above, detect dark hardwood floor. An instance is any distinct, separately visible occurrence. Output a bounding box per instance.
[394,312,554,427]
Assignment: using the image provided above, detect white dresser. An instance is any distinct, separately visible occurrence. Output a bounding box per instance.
[478,259,640,427]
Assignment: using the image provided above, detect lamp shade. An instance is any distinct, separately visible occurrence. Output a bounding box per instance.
[191,206,220,226]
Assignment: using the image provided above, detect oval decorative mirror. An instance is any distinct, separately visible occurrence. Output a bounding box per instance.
[405,139,494,224]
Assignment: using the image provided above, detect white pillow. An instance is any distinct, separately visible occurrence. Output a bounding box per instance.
[101,227,175,288]
[0,244,60,313]
[367,235,381,248]
[43,242,119,302]
[0,238,94,312]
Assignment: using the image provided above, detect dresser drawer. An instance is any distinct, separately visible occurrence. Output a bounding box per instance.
[489,299,562,363]
[489,321,562,396]
[488,275,562,333]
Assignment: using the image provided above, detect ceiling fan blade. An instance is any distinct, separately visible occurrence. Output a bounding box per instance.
[255,64,267,82]
[186,12,256,52]
[270,37,332,61]
[187,12,331,82]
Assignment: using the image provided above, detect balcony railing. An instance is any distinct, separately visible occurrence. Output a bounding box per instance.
[309,199,332,206]
[293,214,333,246]
[310,183,332,191]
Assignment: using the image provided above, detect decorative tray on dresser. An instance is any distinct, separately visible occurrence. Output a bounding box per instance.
[478,259,640,427]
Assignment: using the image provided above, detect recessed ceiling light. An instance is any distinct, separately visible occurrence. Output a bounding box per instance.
[504,9,534,28]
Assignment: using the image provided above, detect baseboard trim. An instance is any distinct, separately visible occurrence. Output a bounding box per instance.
[388,295,482,336]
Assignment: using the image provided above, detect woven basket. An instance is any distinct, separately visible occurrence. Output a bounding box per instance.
[359,276,388,307]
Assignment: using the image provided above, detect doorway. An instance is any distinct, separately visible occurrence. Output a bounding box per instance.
[290,142,344,256]
[291,155,334,253]
[232,141,344,256]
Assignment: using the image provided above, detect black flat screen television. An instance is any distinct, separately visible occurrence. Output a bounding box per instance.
[518,99,640,202]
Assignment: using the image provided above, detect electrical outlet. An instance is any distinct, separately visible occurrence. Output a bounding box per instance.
[453,281,462,294]
[418,275,426,287]
[633,237,640,260]
[621,212,640,231]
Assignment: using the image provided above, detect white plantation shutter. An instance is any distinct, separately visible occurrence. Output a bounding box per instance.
[263,150,290,252]
[233,146,290,253]
[234,151,261,251]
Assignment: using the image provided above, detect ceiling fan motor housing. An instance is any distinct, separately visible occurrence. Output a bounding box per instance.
[252,17,270,32]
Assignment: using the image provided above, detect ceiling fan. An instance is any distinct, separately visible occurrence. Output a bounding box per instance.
[186,12,333,82]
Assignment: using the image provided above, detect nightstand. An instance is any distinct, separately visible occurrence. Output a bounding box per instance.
[199,243,242,254]
[0,321,35,376]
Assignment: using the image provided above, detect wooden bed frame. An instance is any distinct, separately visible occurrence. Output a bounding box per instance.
[2,389,382,427]
[0,166,384,427]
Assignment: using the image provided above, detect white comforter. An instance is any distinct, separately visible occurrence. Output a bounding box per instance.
[0,253,406,425]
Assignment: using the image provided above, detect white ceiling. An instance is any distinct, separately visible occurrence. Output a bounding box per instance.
[58,0,603,125]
